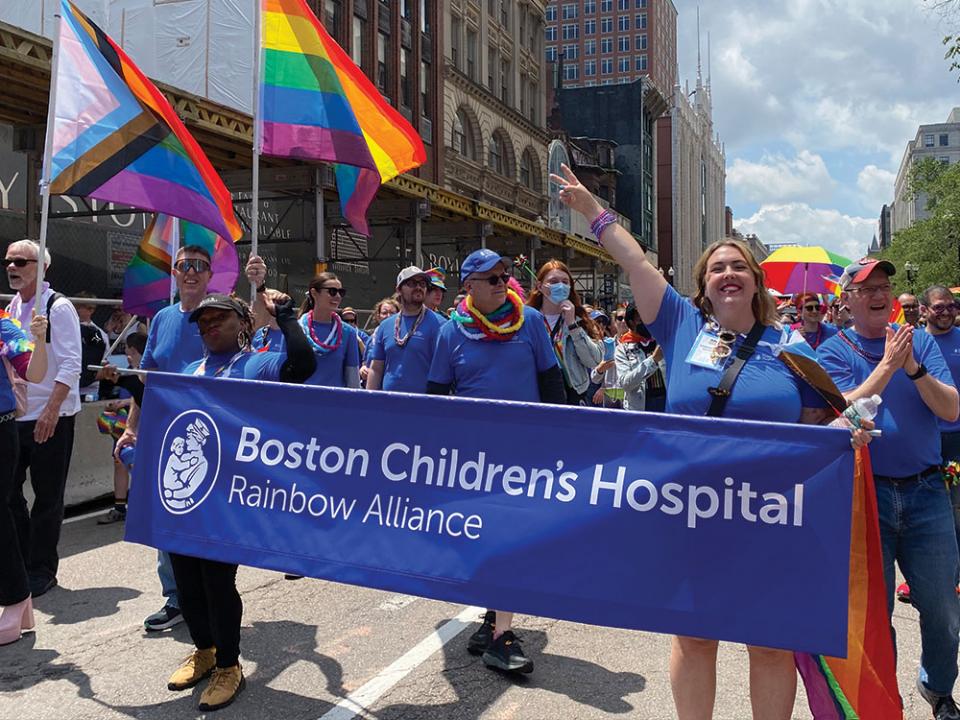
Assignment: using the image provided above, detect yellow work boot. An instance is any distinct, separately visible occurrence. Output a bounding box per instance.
[198,664,245,711]
[167,647,216,691]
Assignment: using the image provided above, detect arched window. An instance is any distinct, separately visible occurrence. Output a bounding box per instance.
[452,108,477,161]
[547,140,572,230]
[489,134,505,175]
[519,147,541,191]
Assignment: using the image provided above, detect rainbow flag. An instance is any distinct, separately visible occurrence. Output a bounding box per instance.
[259,0,426,235]
[48,0,241,243]
[123,214,239,318]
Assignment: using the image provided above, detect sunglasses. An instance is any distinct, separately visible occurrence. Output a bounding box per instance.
[2,258,37,268]
[174,258,211,274]
[615,315,625,321]
[317,287,347,297]
[929,303,958,315]
[481,273,511,286]
[403,279,428,289]
[803,305,821,312]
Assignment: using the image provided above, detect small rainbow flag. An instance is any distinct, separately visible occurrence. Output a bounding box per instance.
[123,214,240,318]
[48,0,241,242]
[259,0,426,235]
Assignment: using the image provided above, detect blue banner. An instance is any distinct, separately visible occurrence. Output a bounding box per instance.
[126,373,854,656]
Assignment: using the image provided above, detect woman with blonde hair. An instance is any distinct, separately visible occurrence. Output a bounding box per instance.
[551,163,872,720]
[526,259,603,405]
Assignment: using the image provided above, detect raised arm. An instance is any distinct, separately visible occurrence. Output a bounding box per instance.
[551,164,667,325]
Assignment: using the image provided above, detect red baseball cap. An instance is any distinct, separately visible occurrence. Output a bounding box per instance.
[838,258,896,290]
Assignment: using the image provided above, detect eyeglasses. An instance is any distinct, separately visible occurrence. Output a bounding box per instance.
[929,303,958,315]
[481,273,511,287]
[174,258,211,274]
[803,305,821,313]
[403,279,428,289]
[615,315,625,321]
[847,284,891,297]
[341,315,357,324]
[318,287,347,297]
[1,258,37,268]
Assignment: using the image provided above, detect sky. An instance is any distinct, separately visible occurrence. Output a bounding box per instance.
[672,0,960,261]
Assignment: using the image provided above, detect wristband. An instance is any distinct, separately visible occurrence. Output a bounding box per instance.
[256,283,267,293]
[568,320,582,331]
[589,210,618,244]
[906,363,927,381]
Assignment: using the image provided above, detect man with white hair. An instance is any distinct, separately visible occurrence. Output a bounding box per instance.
[4,239,81,597]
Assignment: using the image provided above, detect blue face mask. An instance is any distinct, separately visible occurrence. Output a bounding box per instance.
[546,282,570,304]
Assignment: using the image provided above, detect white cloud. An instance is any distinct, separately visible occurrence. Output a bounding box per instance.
[734,203,877,262]
[727,151,835,204]
[856,165,897,211]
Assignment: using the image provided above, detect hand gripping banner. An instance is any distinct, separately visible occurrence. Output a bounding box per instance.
[126,373,855,657]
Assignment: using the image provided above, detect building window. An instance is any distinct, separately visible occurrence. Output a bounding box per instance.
[924,133,935,147]
[601,58,612,74]
[546,46,557,62]
[636,33,647,50]
[351,15,365,68]
[562,23,579,39]
[584,0,596,12]
[563,43,578,60]
[545,26,557,41]
[546,5,556,21]
[420,61,431,119]
[940,156,951,164]
[530,82,538,123]
[618,36,629,52]
[618,76,629,83]
[601,37,613,53]
[520,150,532,188]
[601,78,613,85]
[618,56,629,73]
[400,48,411,108]
[501,0,511,28]
[451,15,461,68]
[636,12,647,29]
[585,39,596,55]
[452,108,476,160]
[420,0,430,34]
[618,0,629,8]
[488,46,497,91]
[585,79,597,86]
[562,3,577,19]
[634,54,647,71]
[377,32,389,93]
[635,0,646,6]
[467,30,477,80]
[489,133,507,175]
[940,133,950,146]
[618,15,629,31]
[400,0,412,21]
[584,59,596,75]
[501,60,511,104]
[600,0,612,11]
[323,0,341,41]
[584,19,596,34]
[563,64,579,81]
[600,17,613,32]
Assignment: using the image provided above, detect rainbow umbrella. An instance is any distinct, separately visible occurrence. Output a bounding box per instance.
[761,246,851,295]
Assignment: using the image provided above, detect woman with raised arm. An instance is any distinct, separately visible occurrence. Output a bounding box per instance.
[551,163,871,720]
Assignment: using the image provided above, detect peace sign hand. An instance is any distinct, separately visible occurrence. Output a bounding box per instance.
[549,163,604,220]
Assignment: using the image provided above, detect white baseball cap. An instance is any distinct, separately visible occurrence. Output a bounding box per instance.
[396,266,428,288]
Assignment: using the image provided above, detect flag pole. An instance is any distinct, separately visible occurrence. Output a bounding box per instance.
[169,216,180,305]
[250,0,262,304]
[315,165,325,273]
[36,6,64,309]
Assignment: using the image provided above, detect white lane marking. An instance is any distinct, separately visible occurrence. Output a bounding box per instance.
[377,594,419,611]
[317,604,483,720]
[64,508,112,524]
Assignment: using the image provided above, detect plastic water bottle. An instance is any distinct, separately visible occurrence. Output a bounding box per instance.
[829,394,882,431]
[603,337,616,361]
[118,445,136,472]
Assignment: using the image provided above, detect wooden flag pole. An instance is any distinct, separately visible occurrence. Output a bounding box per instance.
[36,7,64,307]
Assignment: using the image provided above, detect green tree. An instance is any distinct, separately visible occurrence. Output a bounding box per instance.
[879,157,960,294]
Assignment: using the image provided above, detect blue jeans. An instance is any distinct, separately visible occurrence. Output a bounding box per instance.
[158,550,179,610]
[876,472,960,697]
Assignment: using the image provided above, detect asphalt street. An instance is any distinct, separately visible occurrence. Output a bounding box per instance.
[0,510,940,719]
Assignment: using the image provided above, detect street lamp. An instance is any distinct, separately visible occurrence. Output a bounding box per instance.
[904,261,918,292]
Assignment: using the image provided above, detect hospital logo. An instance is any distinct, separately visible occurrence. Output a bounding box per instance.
[158,410,221,515]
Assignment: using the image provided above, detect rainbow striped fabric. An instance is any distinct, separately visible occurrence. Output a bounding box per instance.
[123,214,240,318]
[49,0,241,243]
[259,0,426,235]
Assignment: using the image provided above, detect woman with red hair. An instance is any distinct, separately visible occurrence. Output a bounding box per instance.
[526,260,604,405]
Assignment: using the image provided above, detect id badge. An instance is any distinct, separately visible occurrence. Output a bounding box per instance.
[686,327,724,370]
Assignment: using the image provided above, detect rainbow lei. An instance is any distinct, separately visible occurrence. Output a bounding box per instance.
[299,312,344,355]
[944,461,960,487]
[452,290,525,342]
[0,309,34,357]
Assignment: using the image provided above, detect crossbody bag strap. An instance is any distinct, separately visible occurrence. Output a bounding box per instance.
[706,321,766,418]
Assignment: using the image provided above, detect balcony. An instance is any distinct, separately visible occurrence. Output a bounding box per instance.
[447,153,548,218]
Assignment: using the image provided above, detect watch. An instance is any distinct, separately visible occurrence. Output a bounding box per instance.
[906,363,927,381]
[568,320,582,330]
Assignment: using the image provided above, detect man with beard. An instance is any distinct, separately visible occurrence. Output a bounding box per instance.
[366,267,444,393]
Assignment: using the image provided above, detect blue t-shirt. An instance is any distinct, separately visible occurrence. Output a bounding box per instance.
[930,327,960,433]
[251,326,286,355]
[428,306,558,402]
[801,322,838,350]
[647,285,824,422]
[818,326,953,476]
[184,350,284,381]
[141,303,204,373]
[0,314,32,412]
[370,310,444,393]
[304,320,360,388]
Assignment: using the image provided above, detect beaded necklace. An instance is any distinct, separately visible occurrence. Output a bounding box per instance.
[452,289,525,342]
[299,312,343,355]
[193,350,247,378]
[838,329,884,363]
[394,306,426,348]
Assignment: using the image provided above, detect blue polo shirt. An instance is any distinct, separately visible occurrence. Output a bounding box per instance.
[428,306,558,402]
[304,320,360,388]
[818,326,953,476]
[370,310,444,393]
[141,303,204,373]
[930,327,960,433]
[647,285,824,422]
[184,350,284,380]
[252,326,286,355]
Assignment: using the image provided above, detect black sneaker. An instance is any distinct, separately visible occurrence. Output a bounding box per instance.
[481,630,533,674]
[934,697,960,720]
[144,605,184,632]
[467,610,496,655]
[97,506,127,524]
[283,574,303,581]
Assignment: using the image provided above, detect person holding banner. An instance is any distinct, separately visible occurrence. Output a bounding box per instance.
[164,291,313,711]
[818,264,960,720]
[428,248,566,675]
[366,267,445,393]
[0,309,48,645]
[550,165,872,719]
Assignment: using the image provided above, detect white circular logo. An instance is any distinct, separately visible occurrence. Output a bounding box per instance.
[158,410,221,515]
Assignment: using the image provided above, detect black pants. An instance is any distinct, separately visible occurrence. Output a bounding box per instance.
[0,415,29,606]
[169,553,243,668]
[10,414,76,583]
